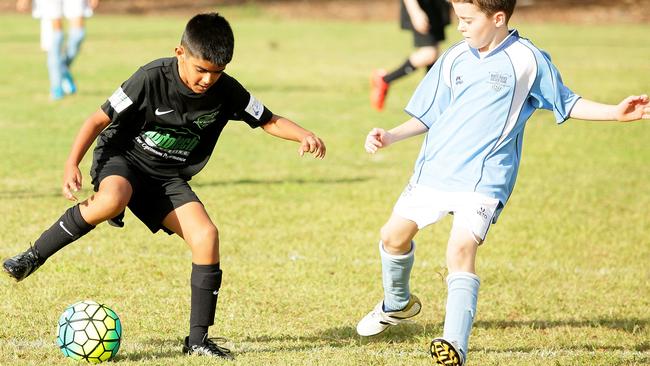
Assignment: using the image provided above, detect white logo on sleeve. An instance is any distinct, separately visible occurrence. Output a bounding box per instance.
[244,94,264,120]
[59,221,74,237]
[108,87,133,113]
[155,108,174,116]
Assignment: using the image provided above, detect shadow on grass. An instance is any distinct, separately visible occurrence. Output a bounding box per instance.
[478,342,650,353]
[115,337,184,362]
[0,189,60,200]
[192,176,371,188]
[474,317,649,333]
[0,177,371,200]
[243,317,649,346]
[240,323,429,353]
[113,318,649,360]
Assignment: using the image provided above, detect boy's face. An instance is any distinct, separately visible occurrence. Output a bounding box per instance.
[452,2,507,52]
[175,46,226,94]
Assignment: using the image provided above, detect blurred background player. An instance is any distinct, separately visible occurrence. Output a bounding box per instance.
[16,0,99,100]
[371,0,450,111]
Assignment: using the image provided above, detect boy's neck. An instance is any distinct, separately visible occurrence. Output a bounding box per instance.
[479,27,511,54]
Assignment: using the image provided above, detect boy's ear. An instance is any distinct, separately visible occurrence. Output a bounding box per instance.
[175,46,185,58]
[494,11,507,27]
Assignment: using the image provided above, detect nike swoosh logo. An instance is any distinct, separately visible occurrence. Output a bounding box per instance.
[155,108,174,116]
[59,221,74,237]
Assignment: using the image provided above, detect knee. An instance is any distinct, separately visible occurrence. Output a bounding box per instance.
[448,240,475,260]
[414,46,439,64]
[82,189,129,223]
[446,239,478,273]
[188,224,219,250]
[380,226,411,254]
[96,191,129,218]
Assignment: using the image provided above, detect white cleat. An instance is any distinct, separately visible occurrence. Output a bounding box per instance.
[356,294,422,336]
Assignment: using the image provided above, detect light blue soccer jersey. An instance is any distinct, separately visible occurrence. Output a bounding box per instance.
[405,30,580,212]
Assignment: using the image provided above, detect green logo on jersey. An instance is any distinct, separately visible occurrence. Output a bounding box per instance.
[143,129,199,152]
[194,111,218,129]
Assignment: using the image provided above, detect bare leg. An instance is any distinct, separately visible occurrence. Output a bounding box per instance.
[78,175,132,225]
[408,45,440,68]
[162,201,219,264]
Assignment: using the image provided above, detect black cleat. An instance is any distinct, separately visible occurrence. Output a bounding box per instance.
[3,248,43,282]
[107,210,125,228]
[430,337,465,366]
[183,335,234,360]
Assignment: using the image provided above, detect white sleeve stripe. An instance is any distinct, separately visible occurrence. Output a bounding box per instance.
[108,87,133,113]
[495,43,537,148]
[443,43,469,89]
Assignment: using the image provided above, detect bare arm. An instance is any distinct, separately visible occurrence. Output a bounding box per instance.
[261,114,326,158]
[569,95,650,122]
[63,109,112,200]
[404,0,430,34]
[364,117,428,154]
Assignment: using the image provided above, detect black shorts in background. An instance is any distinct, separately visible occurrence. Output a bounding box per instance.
[400,0,449,46]
[90,148,201,234]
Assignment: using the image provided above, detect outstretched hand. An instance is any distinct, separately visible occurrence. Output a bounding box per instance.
[616,94,650,121]
[62,164,82,201]
[364,128,394,154]
[299,135,326,159]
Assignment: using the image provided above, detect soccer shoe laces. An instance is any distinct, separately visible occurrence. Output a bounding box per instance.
[3,244,43,281]
[371,305,411,326]
[196,336,234,360]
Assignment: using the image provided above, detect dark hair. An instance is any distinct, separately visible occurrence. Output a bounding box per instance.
[181,13,234,66]
[451,0,516,21]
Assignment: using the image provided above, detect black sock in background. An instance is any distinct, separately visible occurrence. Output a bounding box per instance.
[384,59,416,83]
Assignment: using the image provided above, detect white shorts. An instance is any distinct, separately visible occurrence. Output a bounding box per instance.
[33,0,93,20]
[393,183,501,243]
[33,0,93,51]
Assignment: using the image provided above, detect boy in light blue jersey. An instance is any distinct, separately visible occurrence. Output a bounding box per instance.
[356,1,649,365]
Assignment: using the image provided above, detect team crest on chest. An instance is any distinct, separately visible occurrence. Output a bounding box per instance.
[488,72,511,92]
[194,111,218,129]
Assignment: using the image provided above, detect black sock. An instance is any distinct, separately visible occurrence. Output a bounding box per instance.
[384,59,416,84]
[32,204,95,262]
[189,262,222,345]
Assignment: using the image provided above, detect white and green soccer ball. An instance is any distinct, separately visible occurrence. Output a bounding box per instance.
[56,300,122,363]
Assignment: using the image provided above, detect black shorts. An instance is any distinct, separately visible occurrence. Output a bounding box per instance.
[400,0,448,47]
[90,148,201,234]
[411,30,443,48]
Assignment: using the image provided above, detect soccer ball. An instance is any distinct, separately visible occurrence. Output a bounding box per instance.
[56,300,122,363]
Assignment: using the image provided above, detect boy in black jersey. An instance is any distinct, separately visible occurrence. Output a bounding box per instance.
[3,13,325,359]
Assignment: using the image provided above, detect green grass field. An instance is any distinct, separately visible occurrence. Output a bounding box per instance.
[0,7,649,366]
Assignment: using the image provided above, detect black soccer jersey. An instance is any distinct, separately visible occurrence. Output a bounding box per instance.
[99,57,273,179]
